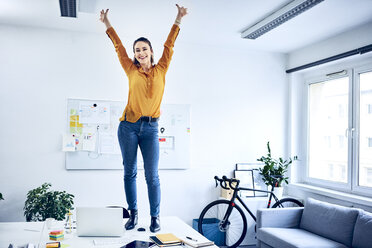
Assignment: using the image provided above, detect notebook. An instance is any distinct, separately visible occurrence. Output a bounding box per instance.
[180,236,214,248]
[76,207,123,237]
[156,233,181,244]
[149,236,182,247]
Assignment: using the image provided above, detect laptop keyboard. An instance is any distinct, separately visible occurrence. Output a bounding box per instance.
[93,238,127,246]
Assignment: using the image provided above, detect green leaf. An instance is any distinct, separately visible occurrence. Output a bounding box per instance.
[24,183,74,222]
[256,141,298,187]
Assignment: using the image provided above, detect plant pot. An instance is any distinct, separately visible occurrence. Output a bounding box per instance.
[272,186,284,199]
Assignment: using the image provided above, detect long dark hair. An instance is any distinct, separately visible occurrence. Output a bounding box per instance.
[133,37,154,67]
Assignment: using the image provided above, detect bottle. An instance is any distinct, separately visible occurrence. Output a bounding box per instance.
[65,209,73,234]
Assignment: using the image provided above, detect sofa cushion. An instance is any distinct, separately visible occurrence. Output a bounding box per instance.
[352,210,372,248]
[300,198,359,247]
[257,227,348,248]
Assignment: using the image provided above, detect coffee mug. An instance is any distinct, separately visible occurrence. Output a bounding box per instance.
[45,218,56,229]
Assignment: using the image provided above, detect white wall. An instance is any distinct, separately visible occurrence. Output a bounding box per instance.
[287,21,372,69]
[287,21,372,209]
[0,24,288,224]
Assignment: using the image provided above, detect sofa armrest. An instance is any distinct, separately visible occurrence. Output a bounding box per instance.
[257,207,304,229]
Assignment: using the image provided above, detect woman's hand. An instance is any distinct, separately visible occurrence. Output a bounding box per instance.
[99,9,109,23]
[175,4,188,24]
[100,9,112,29]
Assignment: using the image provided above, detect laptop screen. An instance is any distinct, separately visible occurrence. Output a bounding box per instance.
[76,207,124,237]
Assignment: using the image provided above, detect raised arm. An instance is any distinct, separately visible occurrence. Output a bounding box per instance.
[100,9,112,29]
[158,4,188,72]
[174,4,188,26]
[100,9,135,75]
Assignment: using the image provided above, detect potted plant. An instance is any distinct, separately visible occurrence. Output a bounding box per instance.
[24,183,74,222]
[257,142,298,198]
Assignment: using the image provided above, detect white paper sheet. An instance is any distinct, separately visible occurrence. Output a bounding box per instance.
[79,101,110,124]
[99,133,121,154]
[82,133,97,151]
[159,136,175,150]
[62,134,76,152]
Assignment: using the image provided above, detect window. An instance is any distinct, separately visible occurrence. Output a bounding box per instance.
[305,65,372,195]
[308,76,349,184]
[358,71,372,188]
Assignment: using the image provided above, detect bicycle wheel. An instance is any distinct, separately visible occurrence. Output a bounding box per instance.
[272,198,304,208]
[198,200,247,248]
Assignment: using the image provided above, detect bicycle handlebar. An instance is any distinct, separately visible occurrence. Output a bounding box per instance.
[214,175,240,190]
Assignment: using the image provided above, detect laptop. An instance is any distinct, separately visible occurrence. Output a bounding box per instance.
[76,207,124,237]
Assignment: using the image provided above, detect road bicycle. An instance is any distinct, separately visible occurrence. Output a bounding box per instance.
[198,175,303,248]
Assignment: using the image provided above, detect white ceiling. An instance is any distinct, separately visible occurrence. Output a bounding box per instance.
[1,0,372,53]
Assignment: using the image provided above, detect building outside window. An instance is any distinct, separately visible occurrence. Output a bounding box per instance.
[308,76,348,183]
[359,71,372,188]
[305,66,372,194]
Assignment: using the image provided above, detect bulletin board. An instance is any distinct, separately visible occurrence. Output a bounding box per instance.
[64,98,190,170]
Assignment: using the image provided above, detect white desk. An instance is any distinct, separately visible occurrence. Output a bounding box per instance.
[0,216,217,248]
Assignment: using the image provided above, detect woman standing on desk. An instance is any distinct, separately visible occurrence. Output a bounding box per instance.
[100,4,188,232]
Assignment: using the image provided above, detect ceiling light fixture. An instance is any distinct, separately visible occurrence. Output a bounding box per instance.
[241,0,324,40]
[59,0,77,18]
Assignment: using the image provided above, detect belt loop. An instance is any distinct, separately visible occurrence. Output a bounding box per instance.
[149,116,152,122]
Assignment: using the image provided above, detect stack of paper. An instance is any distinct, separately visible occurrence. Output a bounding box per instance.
[150,233,182,247]
[49,230,64,241]
[180,236,214,248]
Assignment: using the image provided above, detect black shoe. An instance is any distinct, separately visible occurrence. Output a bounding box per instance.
[150,216,161,232]
[125,209,138,230]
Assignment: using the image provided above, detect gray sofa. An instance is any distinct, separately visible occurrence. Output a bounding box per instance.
[256,198,372,248]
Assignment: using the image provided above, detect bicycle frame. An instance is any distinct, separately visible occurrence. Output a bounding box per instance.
[223,184,282,223]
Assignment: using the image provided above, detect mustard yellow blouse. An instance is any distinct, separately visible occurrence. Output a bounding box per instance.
[106,25,180,123]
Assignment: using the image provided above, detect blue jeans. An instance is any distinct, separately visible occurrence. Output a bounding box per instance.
[117,119,160,217]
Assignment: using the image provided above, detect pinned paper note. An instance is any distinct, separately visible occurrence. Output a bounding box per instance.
[82,125,97,134]
[99,133,121,154]
[62,135,76,152]
[69,115,83,134]
[73,135,83,151]
[70,109,77,115]
[79,102,110,124]
[82,133,96,151]
[159,136,174,149]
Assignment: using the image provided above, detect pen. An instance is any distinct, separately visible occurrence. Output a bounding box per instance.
[24,229,40,232]
[186,236,198,242]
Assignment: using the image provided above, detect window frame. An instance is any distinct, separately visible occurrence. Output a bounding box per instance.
[303,69,354,192]
[296,57,372,199]
[353,64,372,195]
